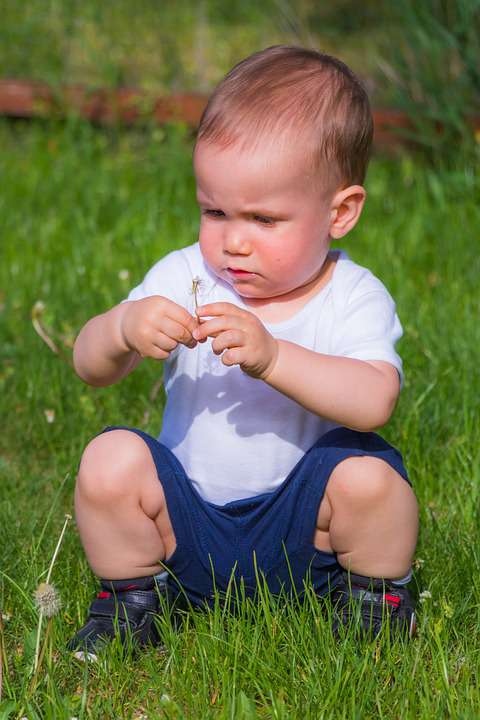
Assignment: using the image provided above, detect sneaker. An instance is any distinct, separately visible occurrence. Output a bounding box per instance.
[67,575,169,661]
[331,572,416,638]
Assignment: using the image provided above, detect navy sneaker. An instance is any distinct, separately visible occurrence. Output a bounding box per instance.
[331,572,416,638]
[67,575,171,661]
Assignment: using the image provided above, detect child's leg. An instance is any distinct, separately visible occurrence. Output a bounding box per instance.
[314,456,418,579]
[75,429,177,579]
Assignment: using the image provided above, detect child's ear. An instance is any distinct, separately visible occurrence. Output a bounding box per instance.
[329,185,366,239]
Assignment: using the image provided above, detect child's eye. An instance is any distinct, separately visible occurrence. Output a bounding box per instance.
[253,215,275,226]
[203,209,225,218]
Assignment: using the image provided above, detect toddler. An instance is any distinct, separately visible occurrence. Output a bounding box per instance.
[69,46,418,658]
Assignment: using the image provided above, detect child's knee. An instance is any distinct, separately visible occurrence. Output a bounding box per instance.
[77,430,149,504]
[326,456,416,515]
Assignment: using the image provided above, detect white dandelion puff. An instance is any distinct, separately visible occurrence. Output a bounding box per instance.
[34,583,62,619]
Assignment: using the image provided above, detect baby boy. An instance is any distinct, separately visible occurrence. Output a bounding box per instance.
[69,46,418,657]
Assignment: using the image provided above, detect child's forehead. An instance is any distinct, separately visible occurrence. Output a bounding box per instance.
[194,138,321,194]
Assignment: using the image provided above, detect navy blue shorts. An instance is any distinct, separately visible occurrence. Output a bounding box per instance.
[103,426,409,607]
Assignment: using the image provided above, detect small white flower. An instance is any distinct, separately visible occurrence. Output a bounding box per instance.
[1,612,11,622]
[413,557,425,569]
[419,590,432,603]
[118,269,130,281]
[44,408,55,424]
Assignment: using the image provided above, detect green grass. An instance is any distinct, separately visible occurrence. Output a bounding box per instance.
[0,0,391,98]
[1,119,479,718]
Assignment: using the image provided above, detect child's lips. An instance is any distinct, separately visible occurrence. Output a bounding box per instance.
[226,267,256,277]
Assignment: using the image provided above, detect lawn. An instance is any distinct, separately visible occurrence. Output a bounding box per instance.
[0,119,479,719]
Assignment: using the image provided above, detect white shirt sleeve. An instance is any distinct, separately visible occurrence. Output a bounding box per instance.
[331,265,403,381]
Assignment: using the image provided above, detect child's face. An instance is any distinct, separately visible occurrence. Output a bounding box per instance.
[194,141,336,302]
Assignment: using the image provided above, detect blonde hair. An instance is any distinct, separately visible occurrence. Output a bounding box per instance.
[196,45,373,187]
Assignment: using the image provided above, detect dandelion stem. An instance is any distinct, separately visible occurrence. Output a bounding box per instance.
[46,514,71,585]
[33,610,44,677]
[35,619,52,681]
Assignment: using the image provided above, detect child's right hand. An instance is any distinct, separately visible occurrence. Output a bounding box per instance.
[120,296,199,360]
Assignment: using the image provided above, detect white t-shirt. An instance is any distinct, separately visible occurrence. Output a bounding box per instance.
[127,243,403,505]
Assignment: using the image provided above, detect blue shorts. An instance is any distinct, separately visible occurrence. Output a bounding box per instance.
[104,427,409,607]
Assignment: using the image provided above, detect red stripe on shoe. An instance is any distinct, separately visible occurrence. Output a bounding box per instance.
[385,593,401,607]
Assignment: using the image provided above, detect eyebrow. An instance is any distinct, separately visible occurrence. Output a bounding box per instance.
[197,192,279,214]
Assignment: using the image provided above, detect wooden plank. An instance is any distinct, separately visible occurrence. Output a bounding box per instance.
[0,79,478,148]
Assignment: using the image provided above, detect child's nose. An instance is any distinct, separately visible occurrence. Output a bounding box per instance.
[223,224,251,255]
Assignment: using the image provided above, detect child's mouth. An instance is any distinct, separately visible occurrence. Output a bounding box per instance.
[227,267,255,277]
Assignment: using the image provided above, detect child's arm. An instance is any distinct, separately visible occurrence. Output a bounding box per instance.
[193,302,399,432]
[74,296,198,387]
[262,340,399,431]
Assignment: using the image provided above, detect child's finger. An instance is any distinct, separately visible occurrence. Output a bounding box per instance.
[211,330,244,356]
[193,315,242,341]
[160,317,196,346]
[163,299,198,334]
[196,302,244,318]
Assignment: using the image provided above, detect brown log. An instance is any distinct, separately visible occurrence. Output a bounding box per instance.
[0,79,478,148]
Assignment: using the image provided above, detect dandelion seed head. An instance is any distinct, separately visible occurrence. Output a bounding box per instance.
[34,582,61,618]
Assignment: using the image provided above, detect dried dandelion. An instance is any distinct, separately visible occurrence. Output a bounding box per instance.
[34,583,62,619]
[190,276,203,311]
[31,582,61,685]
[32,514,72,679]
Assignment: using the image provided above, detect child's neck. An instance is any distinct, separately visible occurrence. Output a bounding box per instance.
[242,251,339,324]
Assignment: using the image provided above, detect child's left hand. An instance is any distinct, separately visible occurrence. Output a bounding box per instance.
[192,302,278,379]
